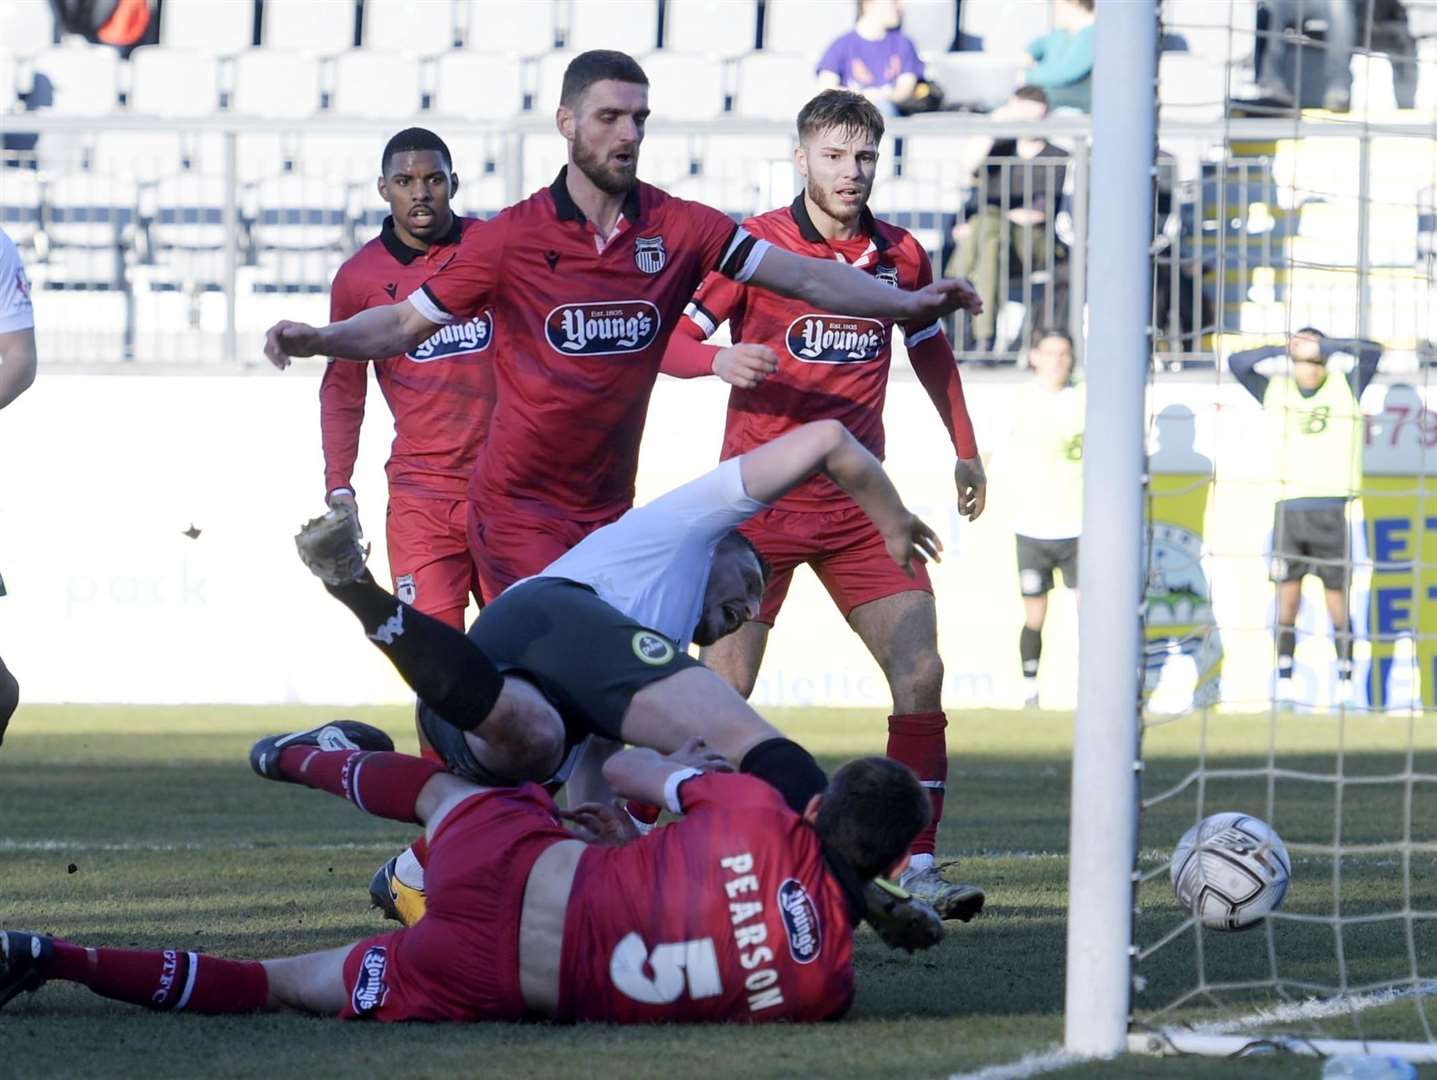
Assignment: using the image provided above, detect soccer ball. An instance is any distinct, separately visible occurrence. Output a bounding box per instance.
[1169,812,1292,930]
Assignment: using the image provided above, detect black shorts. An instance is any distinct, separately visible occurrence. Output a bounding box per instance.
[1271,501,1350,590]
[419,577,701,784]
[1016,534,1079,596]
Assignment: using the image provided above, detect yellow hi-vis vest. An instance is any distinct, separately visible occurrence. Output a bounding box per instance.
[1262,372,1364,500]
[1008,382,1085,539]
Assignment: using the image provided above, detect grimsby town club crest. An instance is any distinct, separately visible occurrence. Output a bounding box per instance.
[634,235,666,274]
[875,264,899,287]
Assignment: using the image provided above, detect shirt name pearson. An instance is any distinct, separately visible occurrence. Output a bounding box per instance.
[545,301,661,356]
[407,312,493,362]
[786,315,886,364]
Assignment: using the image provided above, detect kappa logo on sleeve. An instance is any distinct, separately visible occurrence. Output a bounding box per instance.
[777,879,822,963]
[350,945,390,1015]
[545,301,661,357]
[785,315,886,364]
[406,312,494,362]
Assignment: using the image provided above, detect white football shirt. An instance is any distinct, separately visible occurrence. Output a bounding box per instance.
[530,458,767,650]
[0,228,34,334]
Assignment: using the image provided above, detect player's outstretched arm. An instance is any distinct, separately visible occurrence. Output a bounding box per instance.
[738,419,941,575]
[746,245,983,325]
[264,302,439,370]
[602,739,732,810]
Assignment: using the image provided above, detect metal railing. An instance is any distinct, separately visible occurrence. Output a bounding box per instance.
[3,112,1432,370]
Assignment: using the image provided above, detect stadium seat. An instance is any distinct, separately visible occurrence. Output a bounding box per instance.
[764,0,854,58]
[902,0,959,53]
[432,50,523,117]
[894,129,977,204]
[263,0,358,54]
[363,0,459,53]
[138,172,230,285]
[231,50,322,116]
[1158,51,1230,121]
[245,172,354,253]
[532,49,578,113]
[91,132,191,181]
[41,170,138,283]
[0,0,55,57]
[437,132,511,213]
[0,49,17,113]
[732,53,815,120]
[923,52,1021,110]
[643,52,725,120]
[297,133,387,184]
[331,50,422,116]
[235,132,300,181]
[664,0,758,56]
[1159,0,1257,67]
[161,0,256,53]
[28,45,120,114]
[128,47,222,116]
[958,0,1048,58]
[0,168,42,248]
[464,0,560,55]
[563,0,660,55]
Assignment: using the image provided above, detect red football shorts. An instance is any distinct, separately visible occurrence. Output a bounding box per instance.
[338,783,571,1023]
[467,501,625,605]
[741,499,933,626]
[386,495,479,630]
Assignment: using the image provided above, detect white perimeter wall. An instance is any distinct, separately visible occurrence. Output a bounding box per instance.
[0,369,1382,709]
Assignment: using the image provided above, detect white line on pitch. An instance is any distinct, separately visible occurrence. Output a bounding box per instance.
[1180,979,1437,1035]
[947,1047,1091,1080]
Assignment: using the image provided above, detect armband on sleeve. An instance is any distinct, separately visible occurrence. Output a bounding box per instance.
[664,767,703,815]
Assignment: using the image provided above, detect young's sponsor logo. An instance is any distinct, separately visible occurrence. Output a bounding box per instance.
[634,234,667,274]
[632,630,676,666]
[351,945,389,1014]
[406,312,493,362]
[777,878,822,963]
[785,315,886,364]
[545,301,661,357]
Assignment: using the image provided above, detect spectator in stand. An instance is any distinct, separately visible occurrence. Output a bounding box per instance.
[817,0,924,118]
[1022,0,1094,114]
[946,87,1068,354]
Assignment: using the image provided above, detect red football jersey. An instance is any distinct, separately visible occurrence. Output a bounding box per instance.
[558,773,859,1024]
[321,216,496,500]
[680,197,976,512]
[411,169,764,522]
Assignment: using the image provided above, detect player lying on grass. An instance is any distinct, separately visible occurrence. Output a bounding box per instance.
[0,732,929,1023]
[298,419,977,948]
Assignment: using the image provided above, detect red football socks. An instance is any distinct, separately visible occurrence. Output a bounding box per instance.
[277,747,445,824]
[886,712,949,857]
[47,940,268,1013]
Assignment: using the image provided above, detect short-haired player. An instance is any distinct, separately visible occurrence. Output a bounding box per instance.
[1,736,929,1025]
[660,90,984,918]
[1005,327,1082,709]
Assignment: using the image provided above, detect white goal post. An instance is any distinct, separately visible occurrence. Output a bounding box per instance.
[1062,0,1157,1059]
[1065,0,1437,1066]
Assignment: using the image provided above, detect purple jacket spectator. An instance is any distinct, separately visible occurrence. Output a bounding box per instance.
[817,28,923,91]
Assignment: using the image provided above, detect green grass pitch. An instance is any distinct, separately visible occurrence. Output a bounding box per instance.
[3,704,1435,1079]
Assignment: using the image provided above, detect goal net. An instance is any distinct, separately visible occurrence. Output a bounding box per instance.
[1110,0,1437,1063]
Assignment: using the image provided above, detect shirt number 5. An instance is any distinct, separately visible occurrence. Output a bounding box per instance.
[610,932,723,1005]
